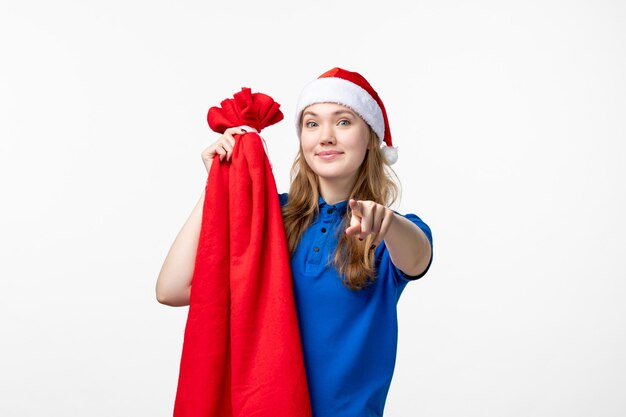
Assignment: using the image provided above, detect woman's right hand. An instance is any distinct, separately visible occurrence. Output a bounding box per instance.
[201,126,248,172]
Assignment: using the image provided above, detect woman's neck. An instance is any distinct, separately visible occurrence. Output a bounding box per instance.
[318,176,356,205]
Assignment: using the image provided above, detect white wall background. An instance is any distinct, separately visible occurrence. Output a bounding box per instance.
[1,0,624,416]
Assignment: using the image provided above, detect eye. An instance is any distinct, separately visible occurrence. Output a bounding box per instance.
[338,119,351,126]
[305,121,318,128]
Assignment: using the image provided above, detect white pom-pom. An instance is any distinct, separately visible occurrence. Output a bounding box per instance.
[382,145,398,165]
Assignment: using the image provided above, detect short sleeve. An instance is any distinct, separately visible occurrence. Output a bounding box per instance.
[386,212,434,285]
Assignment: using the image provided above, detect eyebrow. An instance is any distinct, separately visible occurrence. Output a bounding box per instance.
[302,109,356,118]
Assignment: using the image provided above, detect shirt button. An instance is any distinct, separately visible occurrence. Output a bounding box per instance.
[327,208,334,214]
[313,247,320,252]
[321,228,327,233]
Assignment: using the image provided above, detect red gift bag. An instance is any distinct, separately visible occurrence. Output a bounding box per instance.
[173,88,312,417]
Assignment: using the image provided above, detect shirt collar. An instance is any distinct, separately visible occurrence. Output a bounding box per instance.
[318,195,349,216]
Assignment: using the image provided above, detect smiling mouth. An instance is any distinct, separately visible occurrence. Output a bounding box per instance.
[316,151,343,161]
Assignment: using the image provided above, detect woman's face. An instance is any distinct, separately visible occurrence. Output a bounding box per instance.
[300,102,370,187]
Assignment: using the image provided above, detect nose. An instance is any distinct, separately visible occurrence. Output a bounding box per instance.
[319,124,336,145]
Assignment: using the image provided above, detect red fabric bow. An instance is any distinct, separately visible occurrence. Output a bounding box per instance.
[207,87,284,134]
[173,88,312,417]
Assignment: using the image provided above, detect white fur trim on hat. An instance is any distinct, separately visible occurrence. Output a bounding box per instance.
[295,77,385,143]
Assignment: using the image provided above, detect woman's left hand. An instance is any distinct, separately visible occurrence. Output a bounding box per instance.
[345,199,396,249]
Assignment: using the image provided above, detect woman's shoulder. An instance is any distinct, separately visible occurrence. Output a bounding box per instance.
[278,192,289,208]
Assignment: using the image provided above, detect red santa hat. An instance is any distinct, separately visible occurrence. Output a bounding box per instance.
[295,67,398,165]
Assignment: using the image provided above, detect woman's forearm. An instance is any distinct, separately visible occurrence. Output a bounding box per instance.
[383,213,432,277]
[155,189,205,306]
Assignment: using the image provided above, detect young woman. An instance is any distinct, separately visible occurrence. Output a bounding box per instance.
[156,67,433,416]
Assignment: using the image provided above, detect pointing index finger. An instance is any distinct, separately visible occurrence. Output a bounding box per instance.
[349,199,363,216]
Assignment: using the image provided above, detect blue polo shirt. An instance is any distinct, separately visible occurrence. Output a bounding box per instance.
[278,193,433,417]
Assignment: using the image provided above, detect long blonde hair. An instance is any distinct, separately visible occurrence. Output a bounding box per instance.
[281,127,400,290]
